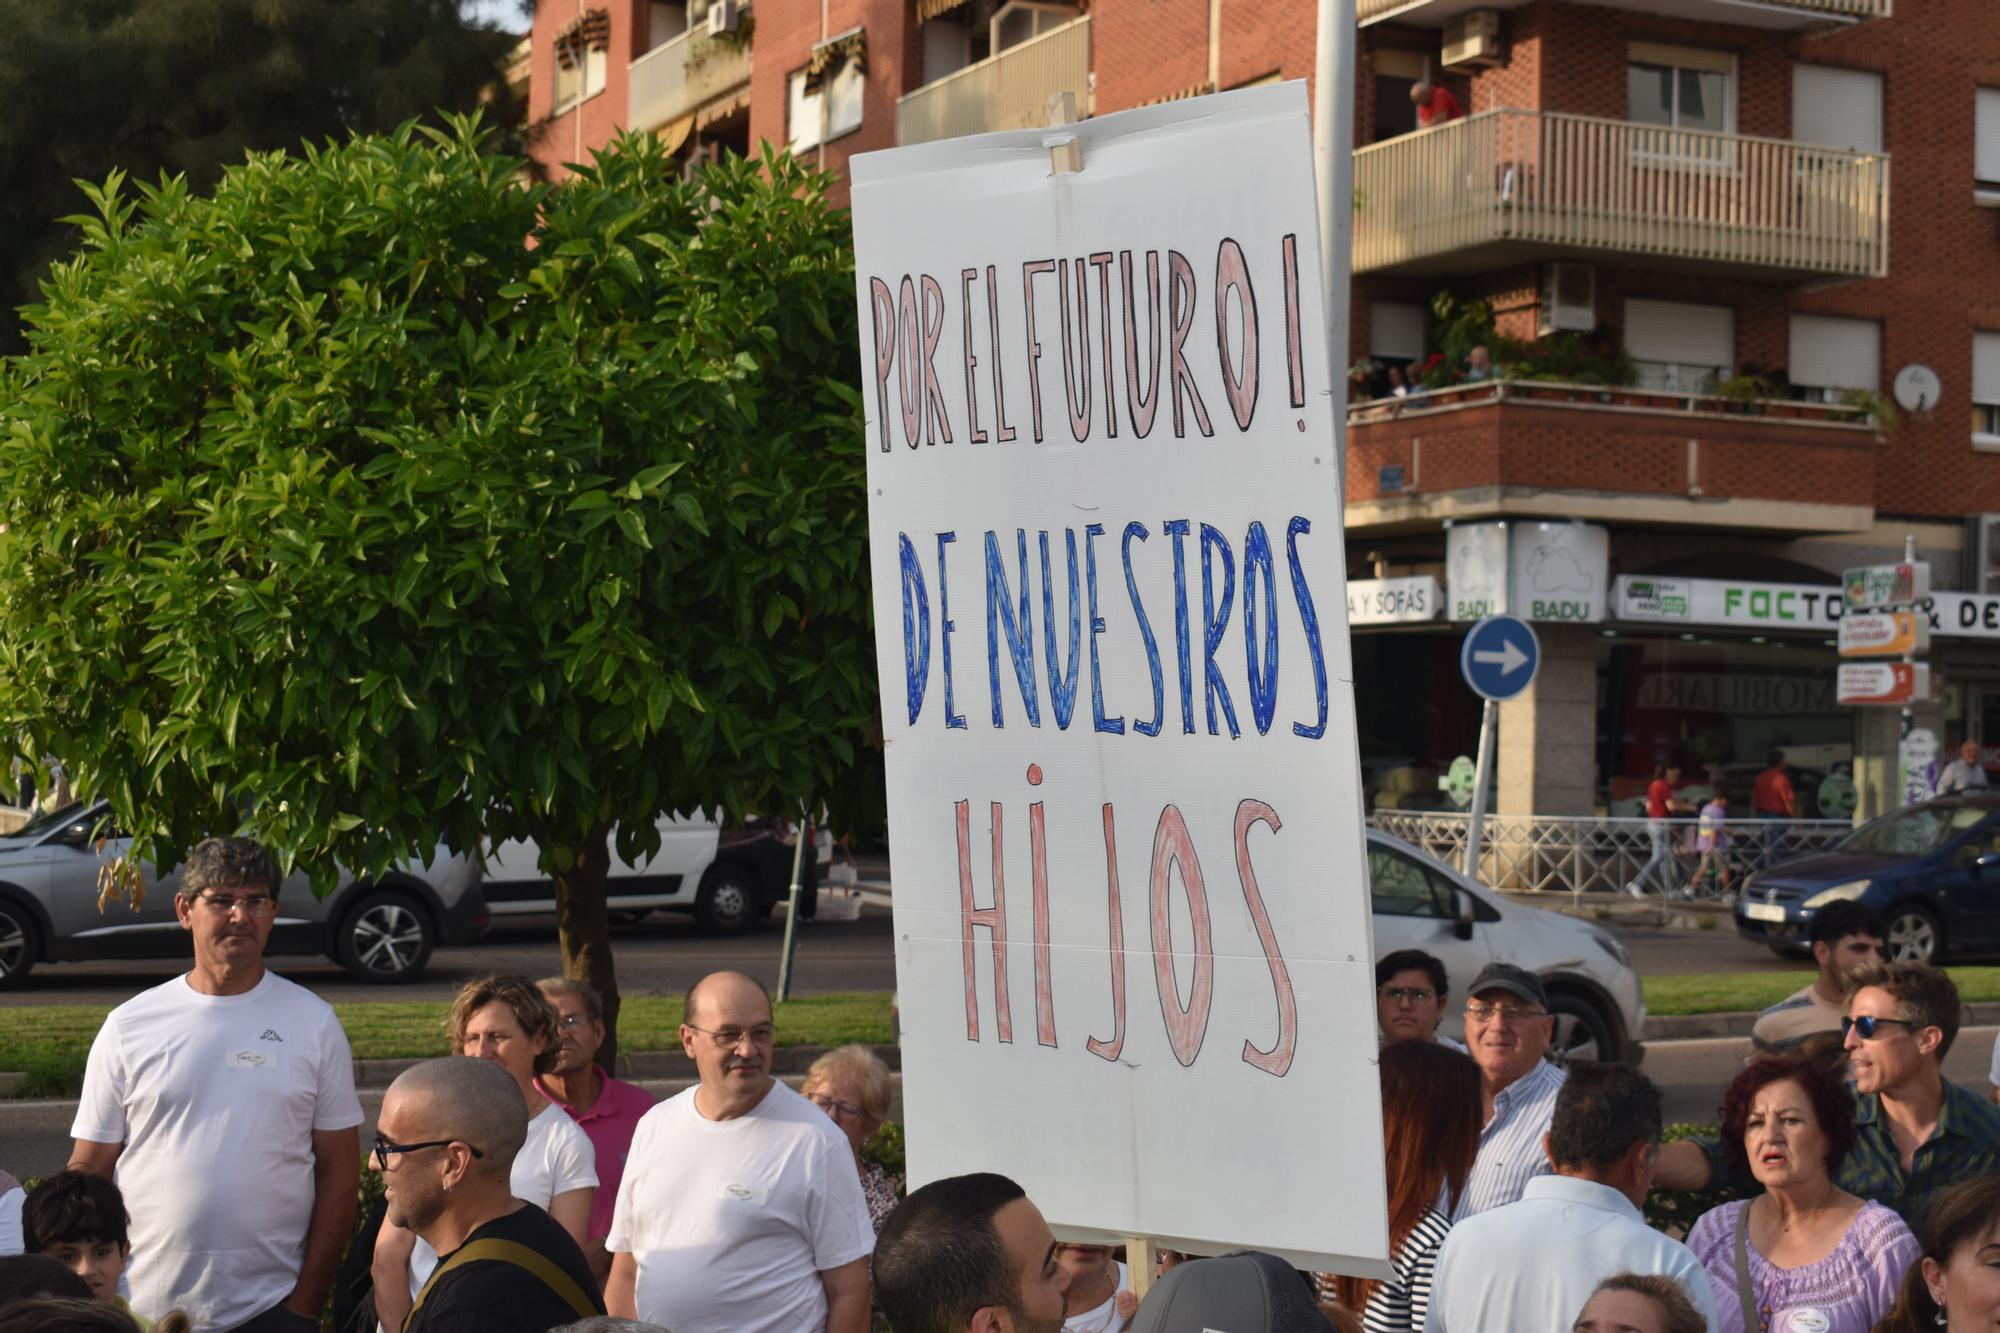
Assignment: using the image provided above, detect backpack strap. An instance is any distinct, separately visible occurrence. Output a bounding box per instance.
[404,1236,598,1329]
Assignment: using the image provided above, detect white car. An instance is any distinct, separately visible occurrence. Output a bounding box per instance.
[1368,829,1646,1063]
[481,814,814,935]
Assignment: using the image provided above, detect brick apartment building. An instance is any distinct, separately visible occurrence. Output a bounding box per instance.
[521,0,2000,831]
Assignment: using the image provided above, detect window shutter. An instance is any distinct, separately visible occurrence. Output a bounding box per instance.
[1793,66,1881,153]
[1369,303,1426,360]
[1979,89,2000,184]
[1788,315,1881,392]
[1624,300,1734,369]
[1975,333,2000,406]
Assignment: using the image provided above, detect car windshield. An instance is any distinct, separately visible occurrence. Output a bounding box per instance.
[9,800,90,840]
[1838,805,1990,857]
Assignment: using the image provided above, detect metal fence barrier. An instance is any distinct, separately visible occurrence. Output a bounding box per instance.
[1368,810,1854,902]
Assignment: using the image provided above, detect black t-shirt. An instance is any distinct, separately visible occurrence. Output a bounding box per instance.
[404,1202,605,1333]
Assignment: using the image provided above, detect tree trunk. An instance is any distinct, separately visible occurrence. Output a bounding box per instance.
[553,823,622,1070]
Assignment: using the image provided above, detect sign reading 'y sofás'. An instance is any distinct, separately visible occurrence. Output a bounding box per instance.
[850,85,1388,1275]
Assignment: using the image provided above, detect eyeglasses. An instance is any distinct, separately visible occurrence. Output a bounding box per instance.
[806,1092,866,1120]
[1842,1015,1924,1041]
[556,1015,595,1030]
[1466,1003,1549,1026]
[193,892,277,916]
[371,1137,485,1172]
[1379,986,1437,1004]
[685,1023,776,1048]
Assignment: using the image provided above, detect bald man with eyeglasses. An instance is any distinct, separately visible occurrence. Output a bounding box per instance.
[67,836,363,1333]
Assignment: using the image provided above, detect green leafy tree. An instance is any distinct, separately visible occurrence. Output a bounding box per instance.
[0,0,525,354]
[0,119,878,1062]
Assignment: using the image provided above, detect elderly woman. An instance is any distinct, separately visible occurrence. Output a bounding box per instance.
[372,974,597,1331]
[1687,1057,1916,1333]
[1874,1174,2000,1331]
[800,1044,898,1232]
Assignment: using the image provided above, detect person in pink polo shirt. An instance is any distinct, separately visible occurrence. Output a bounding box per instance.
[536,978,656,1285]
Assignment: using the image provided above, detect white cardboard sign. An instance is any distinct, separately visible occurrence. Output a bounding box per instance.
[850,84,1388,1275]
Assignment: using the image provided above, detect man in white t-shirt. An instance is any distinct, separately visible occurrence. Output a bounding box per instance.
[606,971,873,1333]
[69,836,364,1333]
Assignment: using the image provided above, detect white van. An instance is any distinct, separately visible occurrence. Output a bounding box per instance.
[483,815,812,934]
[1368,828,1646,1063]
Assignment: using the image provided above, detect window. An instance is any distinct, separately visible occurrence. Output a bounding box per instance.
[1979,89,2000,196]
[1627,42,1733,150]
[1373,49,1425,143]
[1367,847,1454,919]
[1792,65,1881,154]
[1625,299,1732,394]
[921,13,984,83]
[647,1,688,51]
[991,1,1079,53]
[553,37,607,112]
[1976,333,2000,447]
[787,69,823,152]
[788,48,865,152]
[1370,302,1425,366]
[1788,314,1880,402]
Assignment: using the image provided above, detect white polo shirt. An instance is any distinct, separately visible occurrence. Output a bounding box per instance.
[72,971,364,1331]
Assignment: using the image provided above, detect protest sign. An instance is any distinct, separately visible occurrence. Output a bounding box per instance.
[850,84,1388,1274]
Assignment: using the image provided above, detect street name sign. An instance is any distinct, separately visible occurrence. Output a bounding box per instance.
[1460,615,1541,702]
[850,84,1389,1275]
[1838,611,1929,658]
[1843,562,1930,611]
[1836,662,1930,706]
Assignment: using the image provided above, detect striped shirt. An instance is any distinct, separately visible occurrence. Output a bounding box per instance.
[1363,1208,1451,1333]
[1452,1058,1567,1220]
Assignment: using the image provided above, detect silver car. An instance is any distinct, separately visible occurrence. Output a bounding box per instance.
[0,801,488,989]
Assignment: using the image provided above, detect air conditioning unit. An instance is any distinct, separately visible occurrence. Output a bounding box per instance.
[707,0,740,36]
[1442,10,1503,70]
[1966,513,2000,593]
[1539,263,1596,335]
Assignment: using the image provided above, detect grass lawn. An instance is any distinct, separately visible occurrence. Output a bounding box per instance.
[0,991,895,1099]
[1645,966,2000,1016]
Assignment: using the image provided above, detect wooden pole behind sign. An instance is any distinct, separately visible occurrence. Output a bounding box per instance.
[1126,1237,1159,1301]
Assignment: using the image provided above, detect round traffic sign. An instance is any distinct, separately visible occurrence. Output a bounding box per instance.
[1460,615,1541,702]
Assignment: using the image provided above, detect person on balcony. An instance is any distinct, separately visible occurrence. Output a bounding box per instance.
[1462,345,1495,383]
[1411,79,1464,128]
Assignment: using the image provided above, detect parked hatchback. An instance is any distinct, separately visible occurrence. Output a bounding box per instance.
[1369,829,1646,1063]
[0,801,488,989]
[1733,793,2000,964]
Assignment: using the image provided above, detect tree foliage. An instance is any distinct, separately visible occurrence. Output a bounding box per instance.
[0,119,878,1053]
[0,0,524,353]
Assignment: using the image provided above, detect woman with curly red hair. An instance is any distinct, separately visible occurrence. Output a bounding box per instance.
[1687,1057,1916,1333]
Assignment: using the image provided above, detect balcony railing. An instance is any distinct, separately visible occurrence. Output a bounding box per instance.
[1353,109,1889,280]
[1357,0,1889,21]
[897,16,1090,146]
[628,22,752,134]
[1346,379,1878,426]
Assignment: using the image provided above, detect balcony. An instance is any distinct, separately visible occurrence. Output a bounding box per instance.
[628,22,752,134]
[897,16,1091,146]
[1357,0,1887,30]
[1353,109,1888,281]
[1342,381,1879,535]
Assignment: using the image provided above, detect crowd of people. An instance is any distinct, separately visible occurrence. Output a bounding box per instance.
[5,835,2000,1332]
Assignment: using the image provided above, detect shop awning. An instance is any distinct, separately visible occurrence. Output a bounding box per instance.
[917,0,970,22]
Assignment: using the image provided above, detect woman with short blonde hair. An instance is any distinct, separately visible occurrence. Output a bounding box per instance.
[801,1044,898,1232]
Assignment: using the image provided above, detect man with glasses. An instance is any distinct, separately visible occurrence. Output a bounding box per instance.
[378,1056,604,1332]
[68,836,364,1332]
[1375,949,1465,1050]
[1655,961,2000,1225]
[535,977,654,1283]
[605,970,874,1332]
[1454,962,1567,1220]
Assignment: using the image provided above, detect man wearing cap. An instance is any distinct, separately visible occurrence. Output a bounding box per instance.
[1453,962,1566,1219]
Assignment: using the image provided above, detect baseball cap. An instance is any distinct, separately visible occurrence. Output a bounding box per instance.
[1129,1251,1333,1333]
[1466,961,1549,1009]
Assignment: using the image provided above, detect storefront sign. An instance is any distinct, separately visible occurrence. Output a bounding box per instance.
[1836,662,1929,706]
[1843,561,1931,611]
[1817,772,1858,818]
[1838,611,1929,658]
[1446,522,1509,620]
[1440,755,1477,809]
[1612,576,1846,630]
[1510,522,1609,623]
[1347,576,1440,626]
[1634,671,1835,713]
[851,84,1388,1275]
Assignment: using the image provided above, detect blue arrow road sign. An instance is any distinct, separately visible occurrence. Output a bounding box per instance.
[1460,615,1540,702]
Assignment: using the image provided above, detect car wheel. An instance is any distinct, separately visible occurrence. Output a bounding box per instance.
[333,891,435,983]
[1884,905,1943,964]
[1547,992,1616,1066]
[695,867,759,935]
[0,898,39,990]
[609,910,650,926]
[1768,944,1812,962]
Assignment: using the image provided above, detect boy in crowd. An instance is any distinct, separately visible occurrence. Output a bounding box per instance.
[22,1170,153,1329]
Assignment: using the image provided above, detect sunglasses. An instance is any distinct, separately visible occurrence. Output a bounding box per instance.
[1841,1015,1924,1041]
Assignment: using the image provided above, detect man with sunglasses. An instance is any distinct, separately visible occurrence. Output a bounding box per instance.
[67,836,364,1332]
[377,1056,604,1332]
[1655,961,2000,1224]
[605,970,874,1333]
